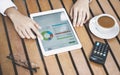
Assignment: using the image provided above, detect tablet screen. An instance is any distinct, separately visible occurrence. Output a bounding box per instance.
[31,8,82,56]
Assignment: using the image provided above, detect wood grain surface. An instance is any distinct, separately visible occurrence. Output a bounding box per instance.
[0,0,120,75]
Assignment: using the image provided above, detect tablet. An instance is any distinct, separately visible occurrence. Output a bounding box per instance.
[30,8,82,56]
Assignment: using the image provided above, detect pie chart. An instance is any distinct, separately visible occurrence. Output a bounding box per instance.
[41,31,53,40]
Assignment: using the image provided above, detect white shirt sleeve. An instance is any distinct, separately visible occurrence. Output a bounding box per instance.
[0,0,17,16]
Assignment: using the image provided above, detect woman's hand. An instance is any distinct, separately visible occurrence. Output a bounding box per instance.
[70,0,90,27]
[5,7,43,39]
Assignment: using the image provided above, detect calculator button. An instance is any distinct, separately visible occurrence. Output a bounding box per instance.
[97,52,100,54]
[94,51,97,53]
[100,53,103,55]
[103,54,106,56]
[96,42,100,46]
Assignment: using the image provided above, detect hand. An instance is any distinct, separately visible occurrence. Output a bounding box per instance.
[5,7,43,39]
[70,0,90,27]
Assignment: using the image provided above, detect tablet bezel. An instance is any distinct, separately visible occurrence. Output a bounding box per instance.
[30,8,82,56]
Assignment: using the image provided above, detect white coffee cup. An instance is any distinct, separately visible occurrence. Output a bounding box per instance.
[93,14,118,33]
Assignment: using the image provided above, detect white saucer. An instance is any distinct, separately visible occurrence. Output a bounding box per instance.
[89,17,120,39]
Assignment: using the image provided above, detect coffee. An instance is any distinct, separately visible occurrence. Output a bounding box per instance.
[98,16,115,28]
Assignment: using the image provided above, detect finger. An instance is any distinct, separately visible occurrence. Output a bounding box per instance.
[84,11,90,23]
[32,20,41,29]
[26,28,36,39]
[31,26,43,40]
[21,29,30,39]
[80,11,86,26]
[73,9,77,26]
[76,11,82,27]
[18,30,25,38]
[15,27,25,38]
[70,8,73,19]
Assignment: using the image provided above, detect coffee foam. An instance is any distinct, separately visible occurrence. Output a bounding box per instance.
[98,16,115,28]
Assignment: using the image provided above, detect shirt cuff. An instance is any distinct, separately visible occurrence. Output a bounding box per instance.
[0,0,17,16]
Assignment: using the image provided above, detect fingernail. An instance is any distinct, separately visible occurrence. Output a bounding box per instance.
[21,37,25,39]
[81,25,83,27]
[32,36,36,39]
[28,37,30,39]
[73,25,76,27]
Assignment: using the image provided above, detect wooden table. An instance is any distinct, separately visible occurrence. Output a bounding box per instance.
[0,0,120,75]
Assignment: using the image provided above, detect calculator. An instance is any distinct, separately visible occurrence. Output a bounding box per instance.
[89,41,109,64]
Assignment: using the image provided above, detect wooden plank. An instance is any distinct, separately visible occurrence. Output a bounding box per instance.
[0,64,2,75]
[25,0,39,14]
[90,0,102,15]
[38,1,62,75]
[98,0,120,69]
[26,0,63,75]
[26,0,62,74]
[105,53,120,74]
[109,0,120,42]
[14,0,27,15]
[0,15,15,75]
[23,40,47,75]
[86,25,120,74]
[42,56,62,75]
[70,49,92,75]
[75,26,106,75]
[40,2,77,74]
[5,0,39,75]
[109,0,120,18]
[4,14,31,75]
[0,0,119,75]
[65,1,107,75]
[50,0,79,75]
[50,0,63,9]
[64,1,107,75]
[60,0,73,12]
[13,0,39,74]
[14,0,47,75]
[38,0,51,11]
[62,0,92,75]
[57,53,77,75]
[90,0,120,74]
[1,61,15,75]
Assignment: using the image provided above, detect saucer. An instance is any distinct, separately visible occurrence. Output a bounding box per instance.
[89,17,120,39]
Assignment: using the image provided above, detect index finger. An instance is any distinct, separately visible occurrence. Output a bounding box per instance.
[31,26,43,40]
[73,9,78,26]
[32,20,42,29]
